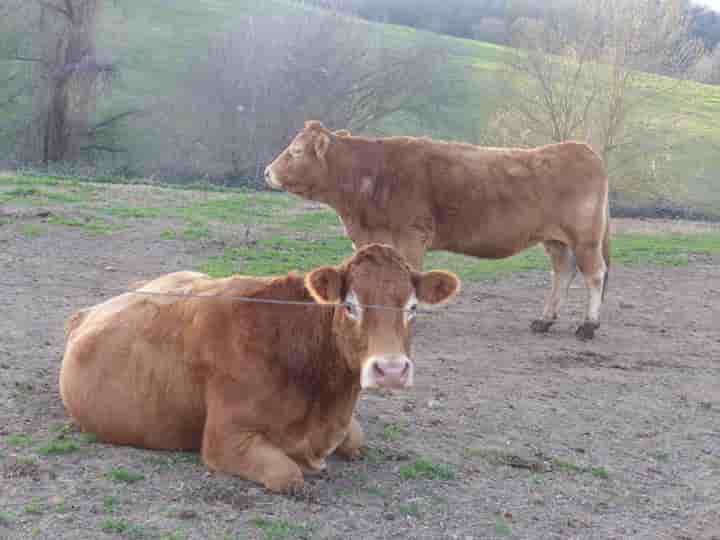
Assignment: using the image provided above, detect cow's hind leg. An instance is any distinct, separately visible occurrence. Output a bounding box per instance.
[574,241,607,340]
[531,240,576,334]
[335,416,364,460]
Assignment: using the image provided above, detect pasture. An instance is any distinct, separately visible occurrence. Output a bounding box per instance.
[1,173,720,539]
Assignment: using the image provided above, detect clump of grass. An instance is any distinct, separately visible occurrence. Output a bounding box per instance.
[399,458,455,481]
[101,518,130,534]
[398,502,422,517]
[103,495,118,513]
[22,224,45,237]
[495,516,512,536]
[37,439,80,456]
[363,447,387,465]
[107,467,145,484]
[7,434,34,447]
[24,498,45,515]
[382,423,406,441]
[252,517,314,540]
[552,458,610,479]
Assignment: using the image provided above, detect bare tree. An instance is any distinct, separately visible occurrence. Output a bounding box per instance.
[153,7,446,182]
[491,0,701,198]
[4,0,117,163]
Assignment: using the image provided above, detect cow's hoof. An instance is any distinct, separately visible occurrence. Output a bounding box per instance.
[264,471,304,494]
[530,319,554,334]
[575,322,599,341]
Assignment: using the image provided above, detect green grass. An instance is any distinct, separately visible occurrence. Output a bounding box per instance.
[47,215,119,235]
[201,236,353,277]
[7,434,34,447]
[381,423,406,441]
[101,518,130,534]
[21,224,45,237]
[23,498,45,515]
[495,517,512,537]
[107,467,145,484]
[399,458,455,481]
[551,458,609,479]
[398,502,422,517]
[143,451,201,467]
[252,518,314,540]
[36,439,80,456]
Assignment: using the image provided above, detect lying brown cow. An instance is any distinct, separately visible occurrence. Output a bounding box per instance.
[265,121,610,340]
[60,244,459,492]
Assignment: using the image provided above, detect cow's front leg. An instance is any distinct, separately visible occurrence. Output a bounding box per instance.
[202,379,303,493]
[334,416,364,460]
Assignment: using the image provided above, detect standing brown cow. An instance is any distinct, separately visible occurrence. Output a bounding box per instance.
[265,121,610,340]
[60,244,460,492]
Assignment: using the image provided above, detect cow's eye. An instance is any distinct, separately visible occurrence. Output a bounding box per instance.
[345,302,359,321]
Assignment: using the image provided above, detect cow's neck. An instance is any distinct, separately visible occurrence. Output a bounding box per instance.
[325,140,393,221]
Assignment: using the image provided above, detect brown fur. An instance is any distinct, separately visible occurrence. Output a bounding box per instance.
[266,121,611,337]
[59,245,459,492]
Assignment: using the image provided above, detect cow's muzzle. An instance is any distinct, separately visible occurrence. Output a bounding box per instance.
[361,354,413,389]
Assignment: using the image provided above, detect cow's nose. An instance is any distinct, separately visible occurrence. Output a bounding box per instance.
[362,355,413,389]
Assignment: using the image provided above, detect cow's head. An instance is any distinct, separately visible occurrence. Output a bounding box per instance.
[304,244,460,390]
[265,120,346,199]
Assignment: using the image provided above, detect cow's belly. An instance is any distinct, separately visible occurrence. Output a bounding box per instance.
[60,335,206,451]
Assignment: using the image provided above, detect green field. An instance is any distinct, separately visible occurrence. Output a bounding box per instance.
[3,174,719,282]
[3,0,720,214]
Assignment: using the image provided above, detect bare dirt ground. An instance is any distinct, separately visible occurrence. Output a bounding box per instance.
[1,214,719,540]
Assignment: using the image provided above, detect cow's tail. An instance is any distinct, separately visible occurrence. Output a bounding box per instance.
[601,203,611,302]
[65,308,91,340]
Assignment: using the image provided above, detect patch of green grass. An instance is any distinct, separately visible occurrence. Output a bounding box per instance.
[49,423,75,435]
[160,532,186,540]
[101,518,130,534]
[103,495,118,513]
[201,236,352,277]
[7,434,34,447]
[252,518,314,540]
[47,215,118,235]
[174,192,297,227]
[0,511,14,526]
[552,458,609,479]
[24,498,45,515]
[611,233,720,266]
[161,229,178,239]
[363,447,387,465]
[200,231,720,283]
[0,186,82,204]
[182,225,211,240]
[101,205,163,219]
[495,517,512,536]
[107,467,145,484]
[143,452,200,467]
[399,458,455,481]
[398,502,422,517]
[79,432,99,444]
[37,439,80,456]
[280,211,340,232]
[21,224,45,237]
[381,423,406,441]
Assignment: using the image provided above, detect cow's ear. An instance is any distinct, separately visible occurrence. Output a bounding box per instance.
[306,266,344,304]
[334,129,351,137]
[413,270,460,305]
[314,132,331,160]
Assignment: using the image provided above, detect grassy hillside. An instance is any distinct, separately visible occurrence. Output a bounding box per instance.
[4,0,720,213]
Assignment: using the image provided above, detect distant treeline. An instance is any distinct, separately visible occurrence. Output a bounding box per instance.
[301,0,720,56]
